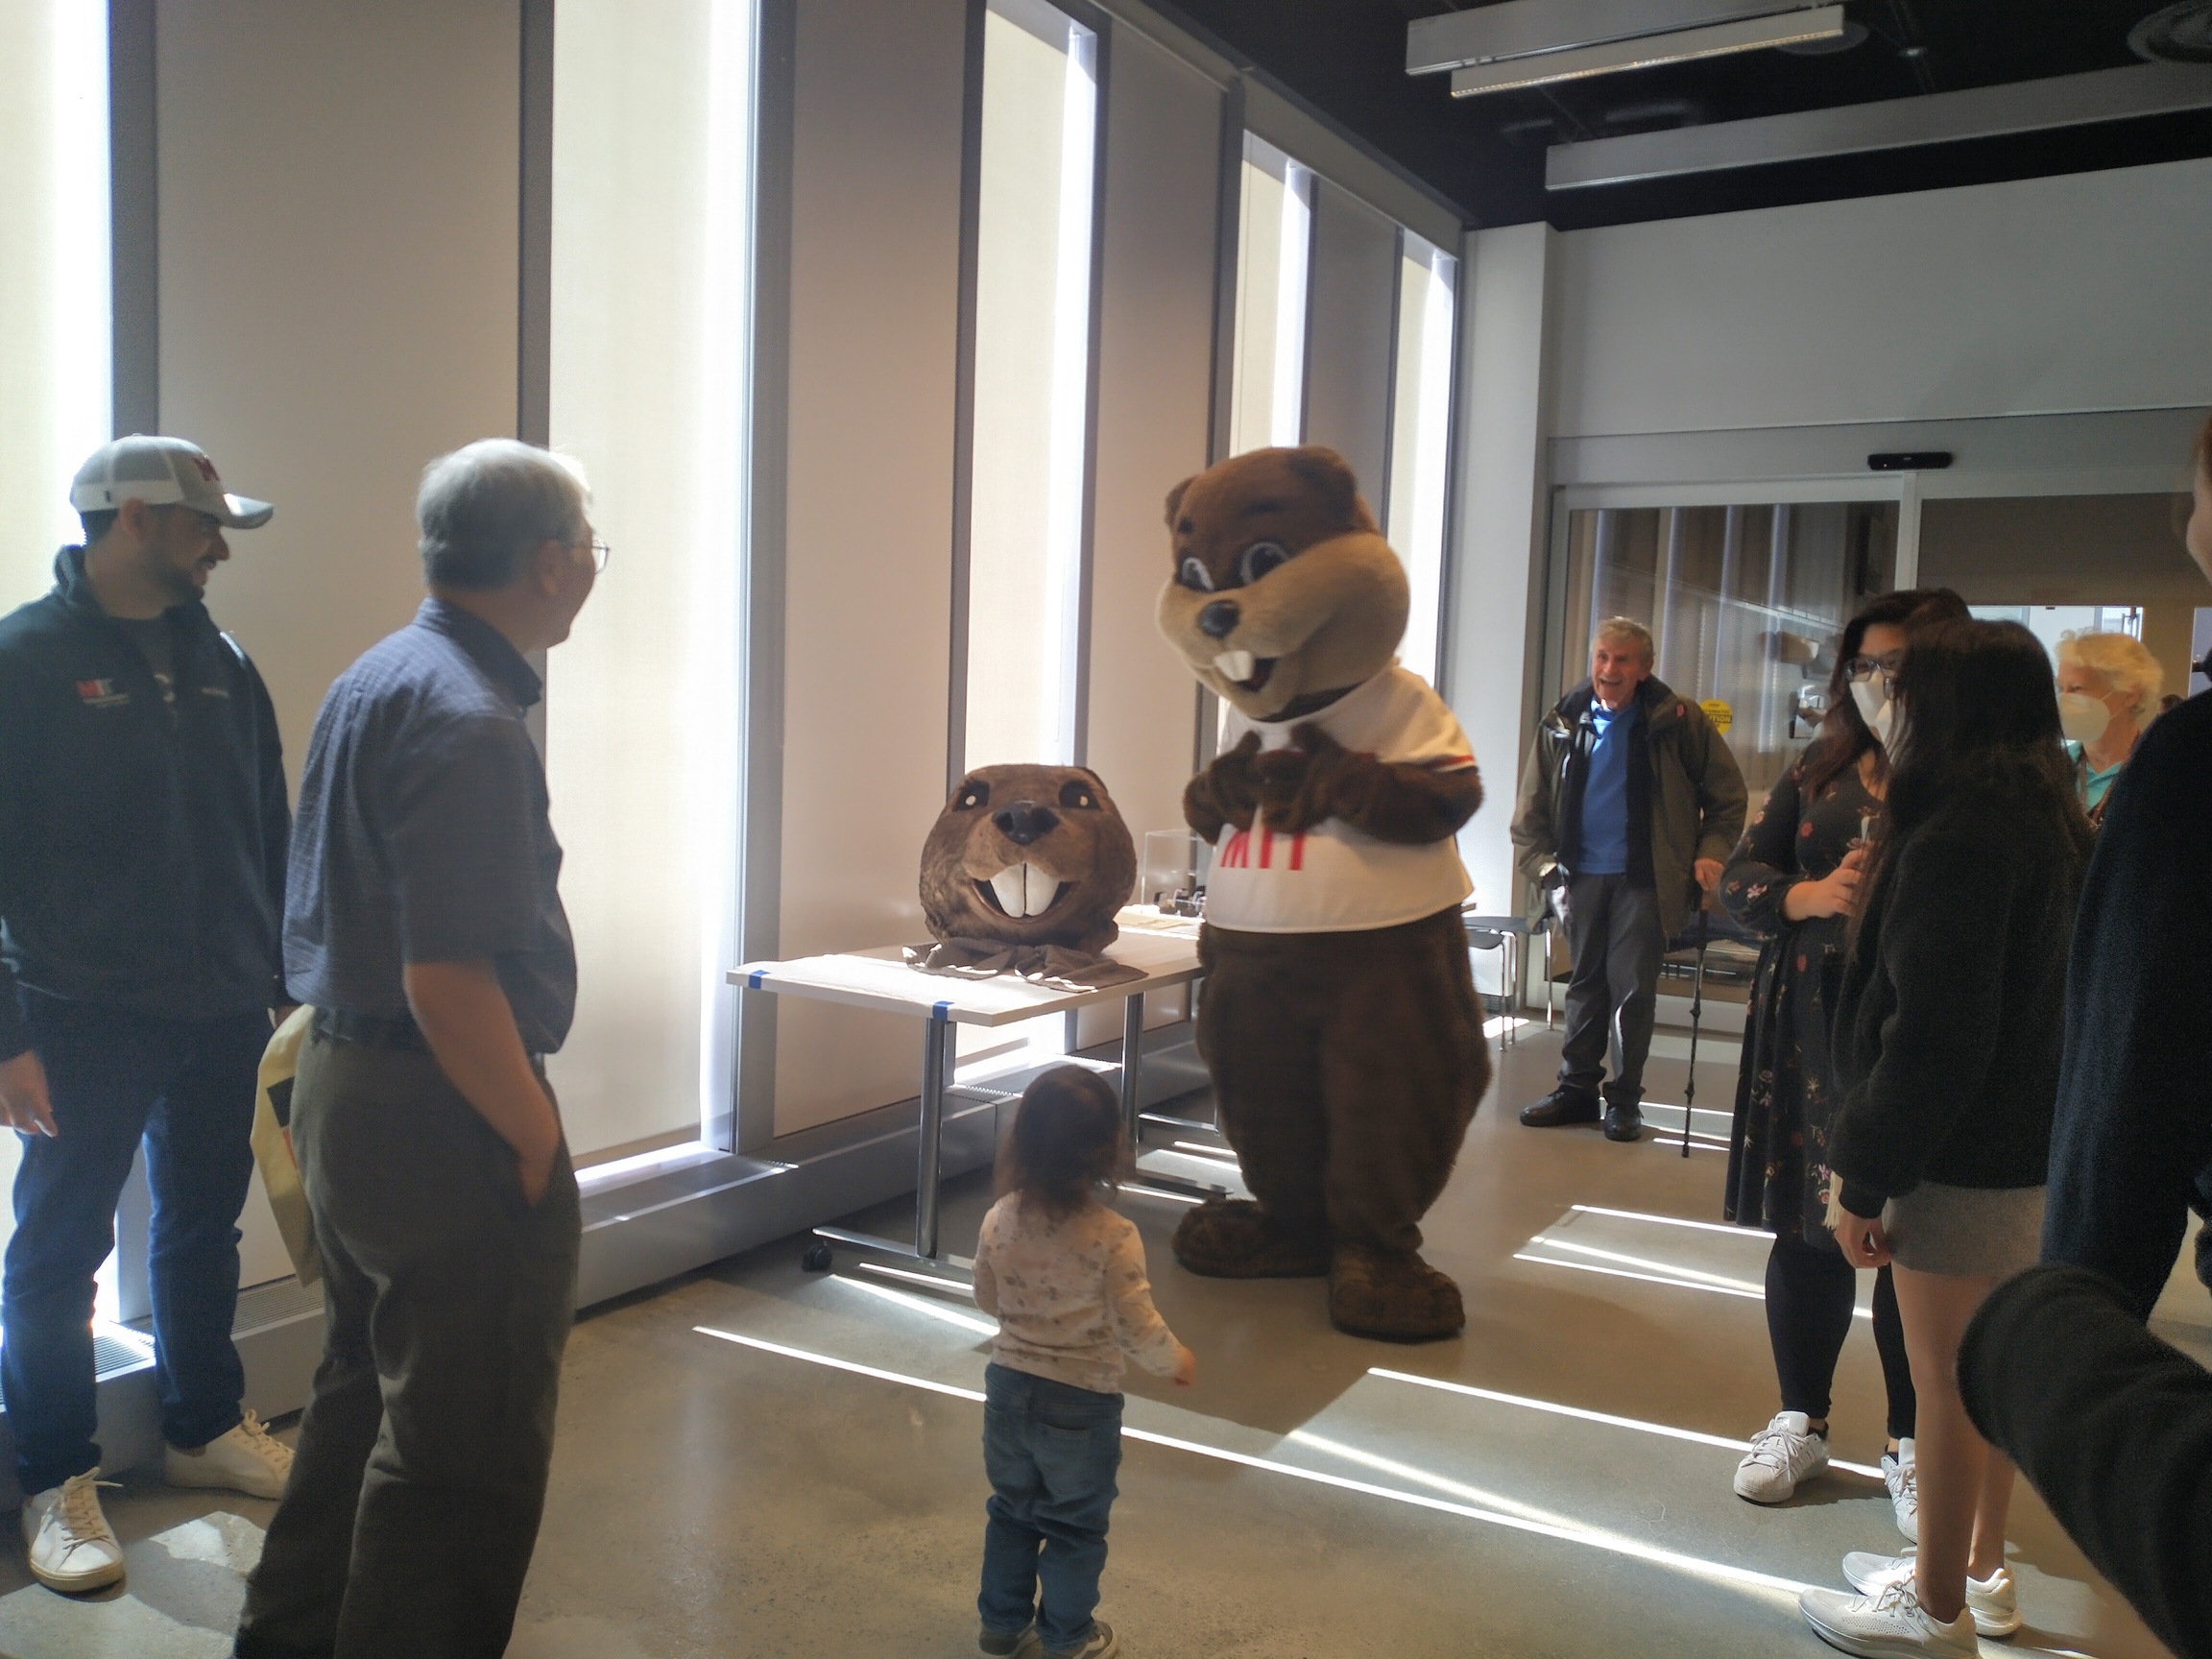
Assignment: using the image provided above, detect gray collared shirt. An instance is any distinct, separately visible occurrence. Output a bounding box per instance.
[283,597,575,1053]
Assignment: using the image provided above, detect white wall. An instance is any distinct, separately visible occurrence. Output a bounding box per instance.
[1442,223,1554,956]
[1552,156,2212,439]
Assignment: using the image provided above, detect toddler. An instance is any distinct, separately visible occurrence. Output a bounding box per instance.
[972,1066,1195,1659]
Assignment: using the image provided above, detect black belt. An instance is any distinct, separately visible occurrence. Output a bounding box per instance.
[314,1007,433,1053]
[312,1006,548,1071]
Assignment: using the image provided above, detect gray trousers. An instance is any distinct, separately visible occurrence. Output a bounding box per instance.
[235,1029,579,1659]
[1556,872,1665,1105]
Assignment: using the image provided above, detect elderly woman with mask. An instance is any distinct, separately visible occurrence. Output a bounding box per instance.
[2055,631,2162,829]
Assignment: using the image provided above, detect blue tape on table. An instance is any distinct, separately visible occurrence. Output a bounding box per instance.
[932,1000,952,1022]
[748,970,767,989]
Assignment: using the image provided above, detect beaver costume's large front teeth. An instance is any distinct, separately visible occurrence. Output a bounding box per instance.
[1214,649,1255,682]
[989,863,1060,919]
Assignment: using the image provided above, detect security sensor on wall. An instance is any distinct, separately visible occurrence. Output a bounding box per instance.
[1867,452,1955,470]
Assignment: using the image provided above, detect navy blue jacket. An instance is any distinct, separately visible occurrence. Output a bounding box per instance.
[0,547,290,1058]
[2044,689,2212,1318]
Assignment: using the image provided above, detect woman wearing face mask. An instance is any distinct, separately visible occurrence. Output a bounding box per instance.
[1720,589,1965,1527]
[1799,619,2093,1659]
[2054,632,2162,830]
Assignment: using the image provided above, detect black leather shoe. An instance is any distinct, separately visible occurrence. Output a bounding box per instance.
[1603,1099,1645,1142]
[1520,1089,1601,1128]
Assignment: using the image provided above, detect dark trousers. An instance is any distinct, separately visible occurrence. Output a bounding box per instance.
[1556,873,1665,1105]
[3,993,263,1495]
[235,1029,578,1659]
[978,1363,1122,1652]
[1765,1230,1917,1438]
[1196,907,1489,1256]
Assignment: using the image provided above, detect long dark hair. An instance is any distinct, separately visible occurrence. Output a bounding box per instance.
[1850,617,2092,951]
[998,1066,1124,1219]
[1800,588,1970,798]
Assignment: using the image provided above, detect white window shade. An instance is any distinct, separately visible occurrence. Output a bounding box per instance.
[0,0,109,607]
[545,0,752,1162]
[0,0,108,1273]
[1228,133,1311,457]
[962,0,1097,777]
[1386,235,1457,688]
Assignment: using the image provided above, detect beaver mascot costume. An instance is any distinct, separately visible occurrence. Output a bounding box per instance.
[1156,445,1490,1341]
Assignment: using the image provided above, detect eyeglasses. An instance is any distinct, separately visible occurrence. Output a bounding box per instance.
[588,537,611,574]
[1843,651,1904,684]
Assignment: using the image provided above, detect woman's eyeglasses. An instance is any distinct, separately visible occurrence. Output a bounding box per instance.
[1843,652,1904,684]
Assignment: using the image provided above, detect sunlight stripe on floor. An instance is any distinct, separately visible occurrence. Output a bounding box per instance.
[694,1325,1813,1604]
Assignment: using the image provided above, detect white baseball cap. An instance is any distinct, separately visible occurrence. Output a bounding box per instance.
[70,435,274,529]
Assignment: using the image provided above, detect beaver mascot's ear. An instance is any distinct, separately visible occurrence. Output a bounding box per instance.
[919,763,1137,955]
[1283,446,1366,534]
[1164,475,1195,530]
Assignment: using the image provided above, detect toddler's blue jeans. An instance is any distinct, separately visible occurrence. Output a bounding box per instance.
[978,1361,1122,1652]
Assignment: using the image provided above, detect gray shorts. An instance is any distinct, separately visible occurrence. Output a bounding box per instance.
[1882,1182,2046,1278]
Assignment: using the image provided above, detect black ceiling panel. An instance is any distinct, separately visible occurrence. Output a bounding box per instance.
[1150,0,2212,227]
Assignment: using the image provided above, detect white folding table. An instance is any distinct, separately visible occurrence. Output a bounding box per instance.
[729,910,1213,1265]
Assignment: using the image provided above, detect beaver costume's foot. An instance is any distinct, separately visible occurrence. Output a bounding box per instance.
[1171,1199,1332,1279]
[1329,1242,1464,1341]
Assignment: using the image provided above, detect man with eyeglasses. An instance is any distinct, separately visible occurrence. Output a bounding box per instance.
[0,436,296,1594]
[237,439,597,1659]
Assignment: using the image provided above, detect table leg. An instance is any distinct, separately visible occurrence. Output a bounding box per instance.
[915,1012,950,1261]
[1118,991,1144,1150]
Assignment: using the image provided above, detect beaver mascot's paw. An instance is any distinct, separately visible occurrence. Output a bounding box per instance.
[1251,723,1371,835]
[1329,1242,1465,1342]
[1171,1198,1331,1279]
[1182,732,1262,842]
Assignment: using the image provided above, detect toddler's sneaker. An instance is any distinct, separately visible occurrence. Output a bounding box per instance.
[1882,1439,1919,1542]
[21,1469,126,1594]
[1733,1409,1828,1503]
[1044,1620,1118,1659]
[1844,1548,2021,1638]
[1801,1578,1977,1657]
[979,1624,1043,1657]
[164,1409,293,1500]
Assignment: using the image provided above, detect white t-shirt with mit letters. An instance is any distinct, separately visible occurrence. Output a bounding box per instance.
[1205,664,1475,933]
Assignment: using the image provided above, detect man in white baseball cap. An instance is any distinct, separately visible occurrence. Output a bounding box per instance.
[0,435,294,1596]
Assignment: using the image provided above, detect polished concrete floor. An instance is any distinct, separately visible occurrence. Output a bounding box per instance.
[4,1022,2195,1657]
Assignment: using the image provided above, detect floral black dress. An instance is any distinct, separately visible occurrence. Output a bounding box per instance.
[1720,758,1880,1246]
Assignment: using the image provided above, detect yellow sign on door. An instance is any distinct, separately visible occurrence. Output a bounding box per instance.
[1700,698,1734,733]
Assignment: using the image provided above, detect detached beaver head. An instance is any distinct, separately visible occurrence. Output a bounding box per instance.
[920,763,1136,954]
[1155,445,1408,721]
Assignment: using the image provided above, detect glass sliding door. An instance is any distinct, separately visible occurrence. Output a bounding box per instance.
[1554,499,1898,799]
[1384,233,1455,689]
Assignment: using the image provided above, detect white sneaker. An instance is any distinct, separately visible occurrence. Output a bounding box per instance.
[164,1408,293,1500]
[1845,1548,2022,1638]
[1801,1578,1978,1657]
[1734,1409,1829,1503]
[1883,1439,1920,1542]
[20,1470,125,1594]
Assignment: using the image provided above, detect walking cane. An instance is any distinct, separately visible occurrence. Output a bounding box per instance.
[1682,902,1710,1161]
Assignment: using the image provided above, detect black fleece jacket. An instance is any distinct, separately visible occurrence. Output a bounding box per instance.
[1960,1264,2212,1659]
[0,548,290,1057]
[1829,780,2087,1218]
[2042,690,2212,1320]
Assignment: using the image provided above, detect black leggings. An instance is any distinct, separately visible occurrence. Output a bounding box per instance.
[1765,1228,1916,1439]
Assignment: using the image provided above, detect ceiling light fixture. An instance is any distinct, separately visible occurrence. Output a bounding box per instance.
[1448,7,1846,97]
[1407,0,1847,99]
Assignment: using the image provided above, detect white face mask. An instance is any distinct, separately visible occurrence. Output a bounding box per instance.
[2057,690,2112,746]
[1850,679,1895,748]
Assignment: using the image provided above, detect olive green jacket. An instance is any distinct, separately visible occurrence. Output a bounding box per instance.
[1509,676,1748,942]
